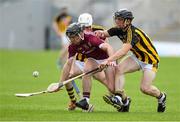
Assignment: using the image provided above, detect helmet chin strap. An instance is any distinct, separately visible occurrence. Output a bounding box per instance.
[124,19,128,26]
[123,19,130,31]
[65,35,71,43]
[78,33,84,40]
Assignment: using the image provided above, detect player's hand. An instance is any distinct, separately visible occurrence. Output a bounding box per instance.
[99,60,109,71]
[47,83,62,93]
[99,60,117,69]
[108,61,117,67]
[94,30,105,38]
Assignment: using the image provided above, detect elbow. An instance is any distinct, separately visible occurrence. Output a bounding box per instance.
[99,43,108,51]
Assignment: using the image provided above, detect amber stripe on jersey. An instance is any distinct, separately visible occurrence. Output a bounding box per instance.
[76,53,87,62]
[132,29,159,64]
[137,28,159,60]
[132,45,146,62]
[127,26,132,43]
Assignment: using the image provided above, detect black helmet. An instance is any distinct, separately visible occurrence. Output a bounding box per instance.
[114,9,134,20]
[66,22,83,37]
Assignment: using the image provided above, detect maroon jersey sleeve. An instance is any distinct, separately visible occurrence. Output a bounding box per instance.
[68,45,76,58]
[88,34,104,47]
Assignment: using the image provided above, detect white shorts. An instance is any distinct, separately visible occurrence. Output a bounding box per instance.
[131,55,158,72]
[61,34,69,45]
[75,60,85,72]
[75,58,105,72]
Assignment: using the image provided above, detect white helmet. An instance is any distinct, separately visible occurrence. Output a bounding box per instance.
[78,13,93,27]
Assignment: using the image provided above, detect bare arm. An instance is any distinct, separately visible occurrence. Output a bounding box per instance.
[99,43,114,57]
[52,21,62,37]
[107,26,133,62]
[107,43,132,62]
[103,30,111,37]
[95,30,111,38]
[59,57,74,82]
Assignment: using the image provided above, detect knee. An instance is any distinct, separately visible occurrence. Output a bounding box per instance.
[115,65,124,75]
[84,59,95,72]
[83,66,89,73]
[68,73,74,78]
[140,84,150,94]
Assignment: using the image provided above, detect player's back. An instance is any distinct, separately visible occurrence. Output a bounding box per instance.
[131,25,160,64]
[69,33,108,60]
[76,24,106,61]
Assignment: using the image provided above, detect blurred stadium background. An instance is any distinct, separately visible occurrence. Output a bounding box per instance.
[0,0,180,56]
[1,0,180,121]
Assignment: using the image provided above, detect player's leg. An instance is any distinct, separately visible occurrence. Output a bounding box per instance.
[58,35,69,67]
[70,60,83,98]
[103,66,115,93]
[65,60,83,110]
[140,68,166,112]
[103,56,140,112]
[60,44,68,65]
[75,58,109,111]
[93,67,115,93]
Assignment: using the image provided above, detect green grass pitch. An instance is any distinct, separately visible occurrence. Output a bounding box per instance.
[0,50,180,121]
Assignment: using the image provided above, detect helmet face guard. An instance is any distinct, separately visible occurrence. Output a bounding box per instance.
[113,9,134,29]
[66,23,83,37]
[66,30,79,37]
[66,23,84,43]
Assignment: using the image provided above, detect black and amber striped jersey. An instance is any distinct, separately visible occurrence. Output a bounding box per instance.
[76,24,105,62]
[92,25,105,31]
[107,25,160,65]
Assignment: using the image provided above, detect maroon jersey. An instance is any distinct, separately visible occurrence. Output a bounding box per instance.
[68,33,108,60]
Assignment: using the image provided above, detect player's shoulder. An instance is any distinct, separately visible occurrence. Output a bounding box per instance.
[131,25,145,35]
[84,33,100,43]
[107,26,123,36]
[68,43,76,50]
[130,25,138,31]
[109,26,122,31]
[92,24,105,31]
[131,25,144,32]
[84,32,96,39]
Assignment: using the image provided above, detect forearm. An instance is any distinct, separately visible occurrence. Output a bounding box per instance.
[59,58,73,82]
[107,45,114,57]
[107,43,132,62]
[96,30,110,38]
[107,49,127,62]
[99,43,114,57]
[103,30,111,38]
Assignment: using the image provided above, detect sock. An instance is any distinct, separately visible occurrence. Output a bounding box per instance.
[115,90,127,101]
[157,92,163,99]
[67,87,76,103]
[157,92,165,103]
[83,92,90,103]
